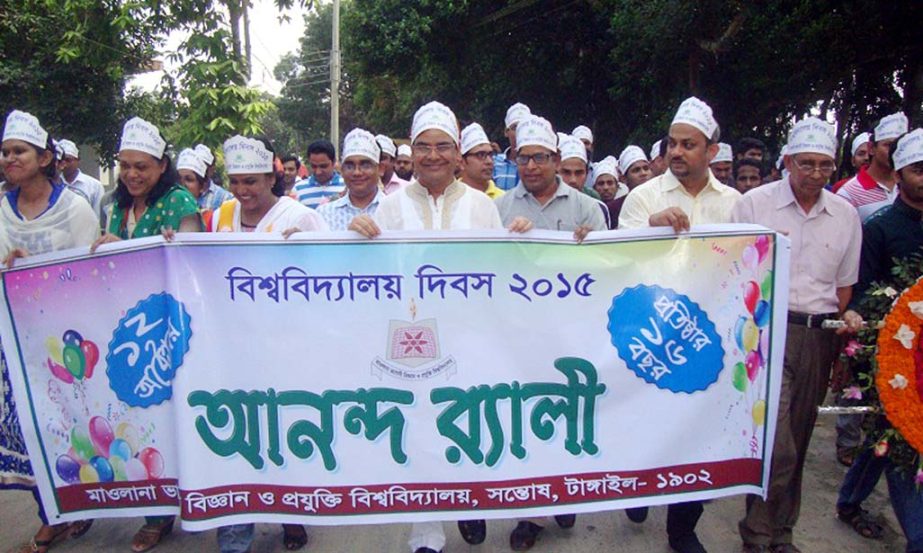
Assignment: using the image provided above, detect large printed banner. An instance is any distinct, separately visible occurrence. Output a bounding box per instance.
[0,226,789,529]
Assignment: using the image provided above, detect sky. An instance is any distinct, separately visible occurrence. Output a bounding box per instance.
[129,0,310,96]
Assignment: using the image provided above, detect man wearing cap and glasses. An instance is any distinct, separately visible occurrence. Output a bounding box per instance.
[493,102,531,191]
[733,117,863,553]
[348,102,531,553]
[837,112,908,221]
[618,97,741,553]
[459,123,504,199]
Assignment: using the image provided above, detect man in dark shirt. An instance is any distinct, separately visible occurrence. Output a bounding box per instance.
[836,129,923,553]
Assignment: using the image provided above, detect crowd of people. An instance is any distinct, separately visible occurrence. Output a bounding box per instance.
[0,93,921,553]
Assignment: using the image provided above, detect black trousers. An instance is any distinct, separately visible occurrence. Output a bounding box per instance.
[667,500,704,538]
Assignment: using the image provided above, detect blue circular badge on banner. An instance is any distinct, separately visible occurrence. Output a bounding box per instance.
[106,293,192,407]
[608,284,724,393]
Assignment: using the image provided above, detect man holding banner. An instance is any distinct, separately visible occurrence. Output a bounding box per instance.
[732,117,862,553]
[618,97,740,553]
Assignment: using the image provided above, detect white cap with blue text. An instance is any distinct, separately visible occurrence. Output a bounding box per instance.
[874,112,909,142]
[893,129,923,171]
[851,132,870,157]
[618,145,647,174]
[505,102,531,129]
[223,135,274,175]
[194,144,215,166]
[559,134,587,163]
[515,116,557,152]
[58,139,79,159]
[650,139,662,160]
[375,134,396,157]
[786,117,837,159]
[177,148,207,178]
[397,144,412,158]
[712,143,733,164]
[671,97,718,140]
[120,117,166,158]
[593,156,619,183]
[572,125,593,145]
[343,128,381,162]
[3,110,48,149]
[461,123,491,155]
[411,101,459,145]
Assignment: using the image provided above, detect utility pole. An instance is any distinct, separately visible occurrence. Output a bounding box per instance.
[330,0,341,156]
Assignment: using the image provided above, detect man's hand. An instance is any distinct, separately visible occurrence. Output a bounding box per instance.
[573,225,593,243]
[649,207,691,232]
[348,214,381,238]
[507,216,533,234]
[837,309,864,335]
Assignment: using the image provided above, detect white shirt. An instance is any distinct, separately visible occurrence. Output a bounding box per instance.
[63,169,105,217]
[373,179,502,231]
[618,169,741,228]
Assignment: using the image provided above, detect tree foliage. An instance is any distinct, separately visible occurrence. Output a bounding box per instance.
[339,0,923,162]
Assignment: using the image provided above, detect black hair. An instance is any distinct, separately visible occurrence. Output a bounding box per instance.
[115,153,178,209]
[658,135,669,158]
[31,136,57,179]
[281,154,301,169]
[734,158,764,178]
[736,137,766,155]
[888,133,907,171]
[307,140,336,162]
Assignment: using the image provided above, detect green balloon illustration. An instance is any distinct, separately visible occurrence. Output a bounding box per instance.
[733,361,748,392]
[62,344,86,380]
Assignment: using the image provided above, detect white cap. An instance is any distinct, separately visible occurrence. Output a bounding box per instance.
[58,139,79,159]
[776,145,787,170]
[120,117,166,158]
[396,144,412,158]
[572,125,593,144]
[505,102,531,129]
[851,132,871,157]
[650,139,662,160]
[515,116,556,152]
[558,134,587,163]
[460,123,491,155]
[671,96,718,140]
[223,135,274,175]
[54,140,64,161]
[618,145,647,174]
[343,128,381,162]
[874,112,909,142]
[375,134,396,157]
[177,148,207,178]
[411,101,459,145]
[592,157,619,183]
[786,117,837,159]
[194,144,215,166]
[893,129,923,171]
[3,110,48,149]
[556,132,569,146]
[712,143,733,164]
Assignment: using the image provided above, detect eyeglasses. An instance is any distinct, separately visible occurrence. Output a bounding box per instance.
[793,159,836,176]
[515,153,555,166]
[412,142,456,156]
[464,151,494,161]
[341,160,376,172]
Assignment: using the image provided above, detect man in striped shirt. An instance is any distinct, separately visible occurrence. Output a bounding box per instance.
[292,139,346,208]
[837,112,908,221]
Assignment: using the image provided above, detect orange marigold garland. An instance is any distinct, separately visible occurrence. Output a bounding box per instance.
[876,281,923,458]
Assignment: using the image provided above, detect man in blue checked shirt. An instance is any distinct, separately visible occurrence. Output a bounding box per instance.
[492,102,531,191]
[317,129,383,230]
[293,139,346,208]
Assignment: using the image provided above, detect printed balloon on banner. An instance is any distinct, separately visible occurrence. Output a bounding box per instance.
[125,457,148,481]
[55,454,81,484]
[138,447,164,479]
[46,329,99,382]
[115,422,140,456]
[89,416,114,456]
[90,456,115,483]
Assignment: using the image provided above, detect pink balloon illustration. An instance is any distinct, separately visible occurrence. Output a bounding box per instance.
[745,350,763,381]
[139,447,165,479]
[88,416,114,457]
[47,358,74,384]
[743,280,761,314]
[754,235,770,263]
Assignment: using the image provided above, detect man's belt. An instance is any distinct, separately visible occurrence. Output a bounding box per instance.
[787,311,839,329]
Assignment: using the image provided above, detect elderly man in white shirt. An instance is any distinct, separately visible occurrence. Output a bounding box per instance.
[57,138,104,218]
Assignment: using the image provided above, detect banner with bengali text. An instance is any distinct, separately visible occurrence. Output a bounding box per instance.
[0,226,789,529]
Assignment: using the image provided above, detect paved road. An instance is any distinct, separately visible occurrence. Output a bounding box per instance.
[0,418,905,552]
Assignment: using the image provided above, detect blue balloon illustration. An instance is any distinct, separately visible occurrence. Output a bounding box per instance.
[109,438,132,461]
[753,299,770,328]
[90,456,115,483]
[55,454,81,484]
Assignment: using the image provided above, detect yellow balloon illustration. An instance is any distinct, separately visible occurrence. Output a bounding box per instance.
[79,464,99,484]
[45,336,64,365]
[752,399,767,426]
[742,319,759,352]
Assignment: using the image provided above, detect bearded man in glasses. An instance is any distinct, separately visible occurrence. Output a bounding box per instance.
[732,116,862,553]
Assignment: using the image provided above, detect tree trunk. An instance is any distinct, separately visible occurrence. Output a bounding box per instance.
[226,0,243,67]
[902,53,923,126]
[242,0,252,80]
